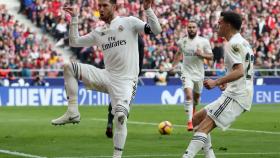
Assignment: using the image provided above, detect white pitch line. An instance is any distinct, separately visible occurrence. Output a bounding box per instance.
[55,152,280,158]
[90,118,280,135]
[0,149,47,158]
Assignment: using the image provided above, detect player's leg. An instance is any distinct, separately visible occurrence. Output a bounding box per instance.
[183,96,222,158]
[111,80,137,158]
[52,62,108,125]
[184,95,244,158]
[51,62,81,125]
[193,80,203,115]
[184,87,194,131]
[113,104,128,158]
[106,102,114,138]
[183,114,216,158]
[193,92,200,115]
[192,109,215,158]
[193,81,215,157]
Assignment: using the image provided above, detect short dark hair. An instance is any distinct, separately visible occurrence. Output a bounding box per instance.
[220,11,242,30]
[110,0,117,4]
[188,19,198,25]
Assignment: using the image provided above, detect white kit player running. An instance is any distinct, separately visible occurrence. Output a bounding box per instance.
[182,11,254,158]
[172,20,213,131]
[51,0,161,158]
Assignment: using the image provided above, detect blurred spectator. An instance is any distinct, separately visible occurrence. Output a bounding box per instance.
[15,0,280,77]
[31,74,48,86]
[0,4,63,79]
[154,63,169,86]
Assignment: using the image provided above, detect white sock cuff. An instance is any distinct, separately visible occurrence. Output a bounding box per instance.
[185,100,192,105]
[185,100,192,111]
[194,132,207,137]
[192,132,207,144]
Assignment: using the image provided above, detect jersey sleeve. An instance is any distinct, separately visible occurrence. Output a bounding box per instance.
[203,39,212,54]
[129,16,146,33]
[129,8,162,35]
[227,43,243,68]
[69,16,98,47]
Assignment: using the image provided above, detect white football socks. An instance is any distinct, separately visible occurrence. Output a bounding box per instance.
[185,100,193,122]
[113,112,128,158]
[203,134,216,158]
[64,63,79,114]
[183,132,207,158]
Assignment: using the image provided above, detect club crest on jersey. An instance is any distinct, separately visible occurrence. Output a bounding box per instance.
[118,25,124,32]
[232,44,241,54]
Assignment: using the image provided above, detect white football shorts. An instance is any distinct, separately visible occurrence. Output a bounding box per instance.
[79,63,137,116]
[205,94,246,131]
[180,75,203,94]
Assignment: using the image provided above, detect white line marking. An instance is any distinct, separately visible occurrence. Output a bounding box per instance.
[90,118,280,135]
[55,152,280,158]
[0,149,47,158]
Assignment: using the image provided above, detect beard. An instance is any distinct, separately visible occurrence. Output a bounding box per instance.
[188,32,197,39]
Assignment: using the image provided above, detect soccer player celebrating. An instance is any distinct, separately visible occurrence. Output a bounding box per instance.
[182,11,254,158]
[51,0,162,158]
[172,20,213,131]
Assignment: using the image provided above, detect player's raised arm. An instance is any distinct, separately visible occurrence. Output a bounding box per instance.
[64,6,97,47]
[130,0,161,35]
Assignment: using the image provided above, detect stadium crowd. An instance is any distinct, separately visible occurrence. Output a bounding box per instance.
[1,0,280,80]
[0,3,63,85]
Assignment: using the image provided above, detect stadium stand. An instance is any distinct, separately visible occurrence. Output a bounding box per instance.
[1,0,280,80]
[0,3,63,84]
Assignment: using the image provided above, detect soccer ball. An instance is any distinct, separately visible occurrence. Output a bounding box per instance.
[158,121,173,135]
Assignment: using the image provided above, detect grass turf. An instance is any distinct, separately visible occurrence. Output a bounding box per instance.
[0,104,279,158]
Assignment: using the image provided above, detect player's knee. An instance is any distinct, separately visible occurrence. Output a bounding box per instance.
[186,94,193,101]
[63,62,73,73]
[114,112,127,127]
[114,105,128,127]
[196,116,215,133]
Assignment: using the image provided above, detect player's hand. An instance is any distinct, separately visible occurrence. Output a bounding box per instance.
[195,48,203,58]
[63,6,78,17]
[203,79,217,90]
[143,0,154,10]
[219,83,227,91]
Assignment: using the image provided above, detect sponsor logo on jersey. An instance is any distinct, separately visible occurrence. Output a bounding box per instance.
[101,40,127,51]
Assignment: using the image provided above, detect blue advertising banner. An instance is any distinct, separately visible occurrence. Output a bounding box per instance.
[0,86,279,106]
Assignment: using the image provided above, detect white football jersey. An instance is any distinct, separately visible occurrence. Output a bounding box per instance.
[223,33,254,110]
[69,9,161,80]
[177,35,212,81]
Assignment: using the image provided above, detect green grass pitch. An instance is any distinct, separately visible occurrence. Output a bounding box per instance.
[0,104,279,158]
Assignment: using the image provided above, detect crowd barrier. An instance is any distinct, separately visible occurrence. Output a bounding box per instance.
[0,85,279,106]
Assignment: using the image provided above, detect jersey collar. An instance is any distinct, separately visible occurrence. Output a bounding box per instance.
[229,33,241,42]
[110,16,120,24]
